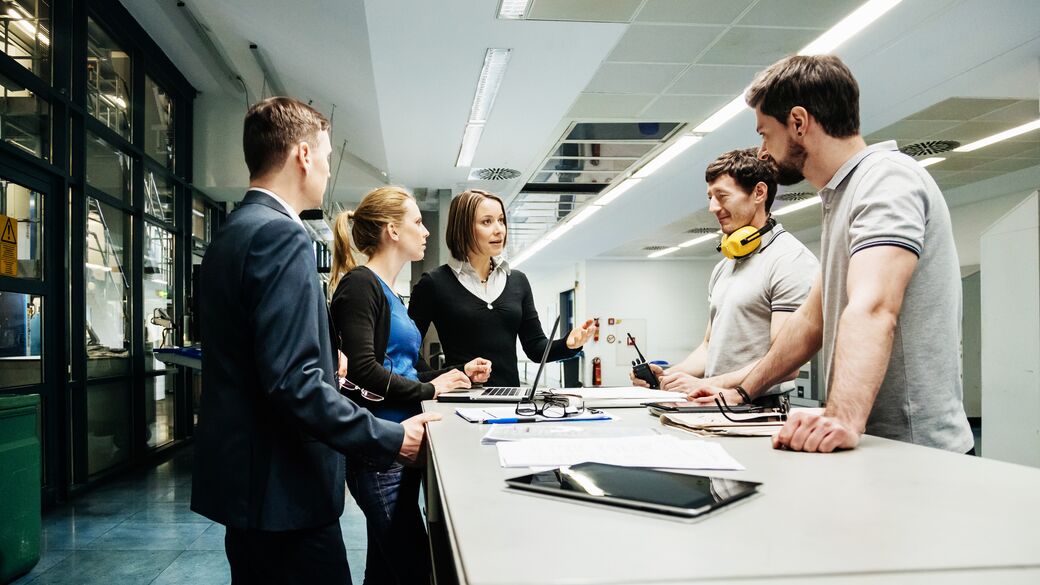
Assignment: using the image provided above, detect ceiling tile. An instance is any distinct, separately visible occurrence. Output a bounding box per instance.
[926,156,998,172]
[567,93,657,118]
[972,158,1040,173]
[737,0,863,28]
[698,26,816,66]
[967,140,1039,158]
[866,120,960,142]
[971,99,1040,123]
[634,0,754,25]
[527,0,643,23]
[907,98,1019,121]
[607,24,724,63]
[585,63,687,94]
[640,94,731,121]
[666,64,758,95]
[943,120,1039,144]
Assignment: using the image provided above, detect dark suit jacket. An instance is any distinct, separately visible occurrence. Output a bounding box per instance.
[191,190,404,531]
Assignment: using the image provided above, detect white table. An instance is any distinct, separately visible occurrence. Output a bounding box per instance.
[422,401,1040,584]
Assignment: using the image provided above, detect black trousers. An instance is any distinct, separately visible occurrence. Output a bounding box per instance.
[225,520,352,585]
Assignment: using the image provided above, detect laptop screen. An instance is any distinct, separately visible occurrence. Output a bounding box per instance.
[527,316,561,399]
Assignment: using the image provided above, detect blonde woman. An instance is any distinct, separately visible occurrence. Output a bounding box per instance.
[329,186,490,584]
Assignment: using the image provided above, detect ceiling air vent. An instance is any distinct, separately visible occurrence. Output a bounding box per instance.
[899,140,960,157]
[643,245,668,251]
[470,167,521,181]
[685,227,717,234]
[777,191,816,202]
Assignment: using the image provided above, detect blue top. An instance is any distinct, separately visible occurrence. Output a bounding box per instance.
[373,274,422,422]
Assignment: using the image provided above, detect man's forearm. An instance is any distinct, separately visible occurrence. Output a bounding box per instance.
[667,345,707,378]
[824,305,896,432]
[741,310,822,399]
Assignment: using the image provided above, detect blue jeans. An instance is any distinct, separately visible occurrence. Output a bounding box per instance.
[344,459,430,585]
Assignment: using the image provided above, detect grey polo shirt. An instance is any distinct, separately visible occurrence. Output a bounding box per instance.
[818,140,972,453]
[706,224,818,393]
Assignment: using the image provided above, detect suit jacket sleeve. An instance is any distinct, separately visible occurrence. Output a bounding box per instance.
[244,220,403,466]
[333,270,436,402]
[515,271,579,363]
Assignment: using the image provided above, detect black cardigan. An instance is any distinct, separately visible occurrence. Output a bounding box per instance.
[330,266,452,410]
[408,265,579,387]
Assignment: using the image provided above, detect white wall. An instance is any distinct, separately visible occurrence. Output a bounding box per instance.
[950,190,1034,268]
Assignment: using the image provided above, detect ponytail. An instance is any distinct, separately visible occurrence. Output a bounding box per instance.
[327,186,413,298]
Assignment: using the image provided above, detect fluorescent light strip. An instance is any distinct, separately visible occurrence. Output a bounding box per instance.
[678,233,717,248]
[511,238,550,268]
[633,135,701,179]
[800,0,903,55]
[547,221,575,241]
[455,49,510,167]
[455,123,484,167]
[568,204,602,226]
[7,8,49,46]
[497,0,530,19]
[773,195,822,216]
[596,179,640,206]
[918,157,945,168]
[953,119,1040,153]
[692,0,904,136]
[648,246,681,259]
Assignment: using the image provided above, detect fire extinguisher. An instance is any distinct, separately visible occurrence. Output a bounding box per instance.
[592,357,602,387]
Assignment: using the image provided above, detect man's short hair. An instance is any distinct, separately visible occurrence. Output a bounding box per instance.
[446,189,507,262]
[745,55,860,138]
[705,148,779,211]
[243,97,330,180]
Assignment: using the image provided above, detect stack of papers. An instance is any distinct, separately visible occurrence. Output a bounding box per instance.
[481,424,660,445]
[556,386,683,408]
[496,435,744,470]
[456,407,614,424]
[660,408,823,437]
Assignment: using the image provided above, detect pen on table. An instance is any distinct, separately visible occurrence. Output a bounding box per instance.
[483,417,537,424]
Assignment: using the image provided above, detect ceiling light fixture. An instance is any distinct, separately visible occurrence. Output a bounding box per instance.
[176,1,246,95]
[633,135,702,178]
[799,0,904,55]
[249,43,287,97]
[456,48,512,167]
[678,233,717,248]
[511,237,550,268]
[7,8,49,46]
[596,178,640,206]
[773,195,822,216]
[568,204,602,226]
[497,0,530,20]
[953,118,1040,153]
[918,157,945,168]
[693,96,748,134]
[648,246,680,259]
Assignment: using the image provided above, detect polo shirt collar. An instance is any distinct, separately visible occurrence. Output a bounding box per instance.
[447,255,510,277]
[820,140,899,197]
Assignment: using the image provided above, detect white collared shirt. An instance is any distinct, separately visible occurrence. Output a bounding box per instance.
[447,255,510,305]
[251,187,304,227]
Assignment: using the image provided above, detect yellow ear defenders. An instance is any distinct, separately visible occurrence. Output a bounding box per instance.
[717,217,776,259]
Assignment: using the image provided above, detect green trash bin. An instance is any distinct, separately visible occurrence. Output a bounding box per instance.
[0,394,41,583]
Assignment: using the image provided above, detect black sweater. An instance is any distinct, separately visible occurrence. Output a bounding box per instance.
[330,266,452,416]
[408,265,579,387]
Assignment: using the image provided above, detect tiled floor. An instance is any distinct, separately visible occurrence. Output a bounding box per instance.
[12,448,370,585]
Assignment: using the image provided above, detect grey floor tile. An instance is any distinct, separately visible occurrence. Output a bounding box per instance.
[346,548,366,585]
[8,549,73,585]
[150,551,230,585]
[81,522,209,551]
[40,519,120,551]
[26,550,181,585]
[125,503,210,524]
[186,524,225,551]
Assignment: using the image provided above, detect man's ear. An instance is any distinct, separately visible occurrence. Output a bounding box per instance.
[788,106,810,137]
[296,141,312,171]
[753,182,768,205]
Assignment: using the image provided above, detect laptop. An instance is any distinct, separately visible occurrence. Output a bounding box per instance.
[436,316,560,403]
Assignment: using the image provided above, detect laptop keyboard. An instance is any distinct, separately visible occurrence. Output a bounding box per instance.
[480,387,522,396]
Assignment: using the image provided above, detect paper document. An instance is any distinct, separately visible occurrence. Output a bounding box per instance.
[496,436,744,470]
[481,424,659,445]
[660,408,824,438]
[558,386,682,408]
[456,407,614,424]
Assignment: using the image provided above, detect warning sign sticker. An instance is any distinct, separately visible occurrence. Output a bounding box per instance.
[0,214,17,277]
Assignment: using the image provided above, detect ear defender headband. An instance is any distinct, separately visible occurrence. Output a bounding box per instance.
[717,217,776,259]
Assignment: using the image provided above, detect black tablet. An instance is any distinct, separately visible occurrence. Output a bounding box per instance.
[505,462,761,518]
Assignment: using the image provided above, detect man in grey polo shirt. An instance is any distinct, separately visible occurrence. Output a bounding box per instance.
[632,148,817,396]
[689,55,973,454]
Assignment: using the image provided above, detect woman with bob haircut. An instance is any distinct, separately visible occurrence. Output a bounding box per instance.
[408,188,595,388]
[329,185,491,584]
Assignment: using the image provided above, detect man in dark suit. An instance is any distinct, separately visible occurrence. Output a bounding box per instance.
[191,96,441,584]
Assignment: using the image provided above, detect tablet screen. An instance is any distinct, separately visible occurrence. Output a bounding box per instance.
[505,462,760,517]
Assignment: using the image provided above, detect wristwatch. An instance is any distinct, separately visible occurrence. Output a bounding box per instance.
[734,385,753,404]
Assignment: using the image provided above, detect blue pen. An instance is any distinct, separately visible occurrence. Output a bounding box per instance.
[483,417,537,424]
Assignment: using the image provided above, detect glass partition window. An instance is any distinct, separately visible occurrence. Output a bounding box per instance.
[86,131,131,202]
[144,76,174,169]
[86,18,130,139]
[0,0,51,83]
[86,381,130,474]
[144,222,174,371]
[86,198,130,378]
[144,168,174,225]
[191,194,208,243]
[1,179,43,278]
[145,373,176,448]
[0,75,50,160]
[0,291,41,388]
